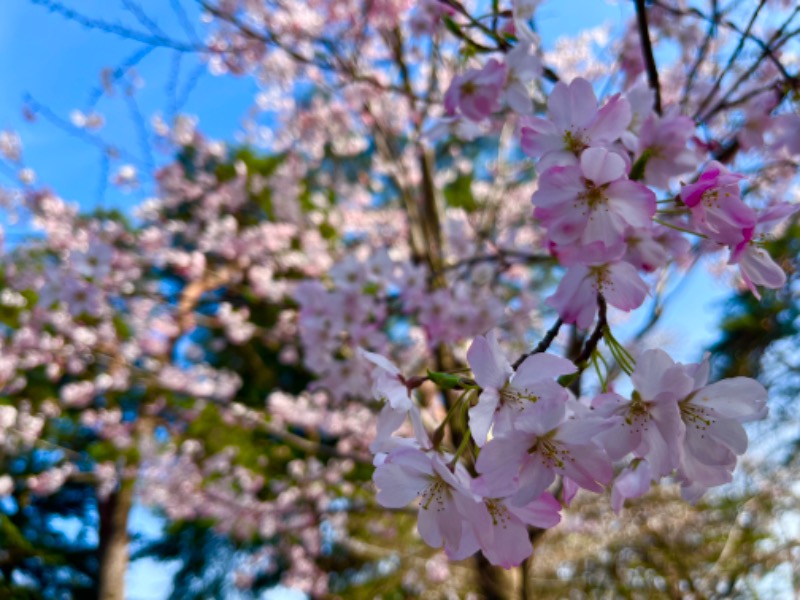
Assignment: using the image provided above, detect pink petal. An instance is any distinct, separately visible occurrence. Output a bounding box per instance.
[583,207,627,247]
[474,434,526,497]
[511,459,556,506]
[580,147,626,185]
[588,93,632,143]
[359,348,401,375]
[631,349,694,402]
[469,389,500,447]
[603,262,648,311]
[467,332,512,390]
[549,78,597,130]
[692,378,767,422]
[513,353,576,385]
[508,491,562,528]
[605,179,657,228]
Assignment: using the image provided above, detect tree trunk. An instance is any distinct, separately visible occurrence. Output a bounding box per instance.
[97,477,135,600]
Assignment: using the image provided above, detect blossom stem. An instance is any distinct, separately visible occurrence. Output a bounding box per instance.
[653,218,708,238]
[604,327,636,375]
[593,350,611,392]
[432,388,473,448]
[448,430,473,469]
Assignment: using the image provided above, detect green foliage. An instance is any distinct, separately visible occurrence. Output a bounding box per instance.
[443,173,479,213]
[133,521,285,600]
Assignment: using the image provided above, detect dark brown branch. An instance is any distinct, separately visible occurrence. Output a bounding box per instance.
[200,0,406,95]
[512,318,564,370]
[655,0,794,88]
[443,250,554,273]
[439,0,512,51]
[542,66,560,83]
[634,0,662,115]
[576,295,607,365]
[438,0,560,82]
[97,477,135,600]
[694,10,800,122]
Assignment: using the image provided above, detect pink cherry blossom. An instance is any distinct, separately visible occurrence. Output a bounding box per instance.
[444,59,508,122]
[457,492,561,568]
[521,78,631,169]
[475,400,615,507]
[466,331,576,446]
[675,357,768,501]
[729,203,799,298]
[532,147,656,251]
[593,349,692,477]
[359,348,414,412]
[636,114,699,189]
[611,459,652,514]
[624,225,691,272]
[734,244,787,298]
[0,475,14,497]
[373,447,479,559]
[408,0,454,35]
[503,43,541,115]
[738,90,779,150]
[546,245,649,330]
[680,162,757,246]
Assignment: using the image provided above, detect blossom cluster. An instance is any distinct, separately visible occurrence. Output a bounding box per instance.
[446,68,797,326]
[367,335,767,567]
[357,1,798,568]
[2,0,799,594]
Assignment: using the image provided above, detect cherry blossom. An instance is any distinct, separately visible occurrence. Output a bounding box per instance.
[458,492,561,568]
[521,77,631,169]
[0,0,794,591]
[532,147,656,251]
[546,244,649,330]
[610,459,652,514]
[676,357,768,501]
[475,398,615,507]
[466,331,576,446]
[593,349,692,477]
[680,162,756,246]
[444,59,508,122]
[373,447,478,559]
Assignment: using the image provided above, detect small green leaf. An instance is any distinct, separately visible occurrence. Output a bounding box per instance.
[426,370,463,390]
[629,148,653,181]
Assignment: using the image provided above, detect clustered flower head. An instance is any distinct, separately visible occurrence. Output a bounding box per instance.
[363,46,795,566]
[367,341,767,567]
[2,0,798,593]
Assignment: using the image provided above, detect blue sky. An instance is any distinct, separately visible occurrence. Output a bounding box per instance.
[0,0,635,210]
[0,0,734,597]
[0,0,258,211]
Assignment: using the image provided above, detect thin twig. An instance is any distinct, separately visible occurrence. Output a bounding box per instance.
[692,0,768,120]
[85,46,155,109]
[576,295,608,365]
[512,318,564,370]
[443,250,554,272]
[680,0,718,111]
[634,0,662,115]
[31,0,199,52]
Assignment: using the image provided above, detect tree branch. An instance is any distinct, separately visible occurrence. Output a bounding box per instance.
[576,295,607,365]
[512,318,564,370]
[634,0,662,115]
